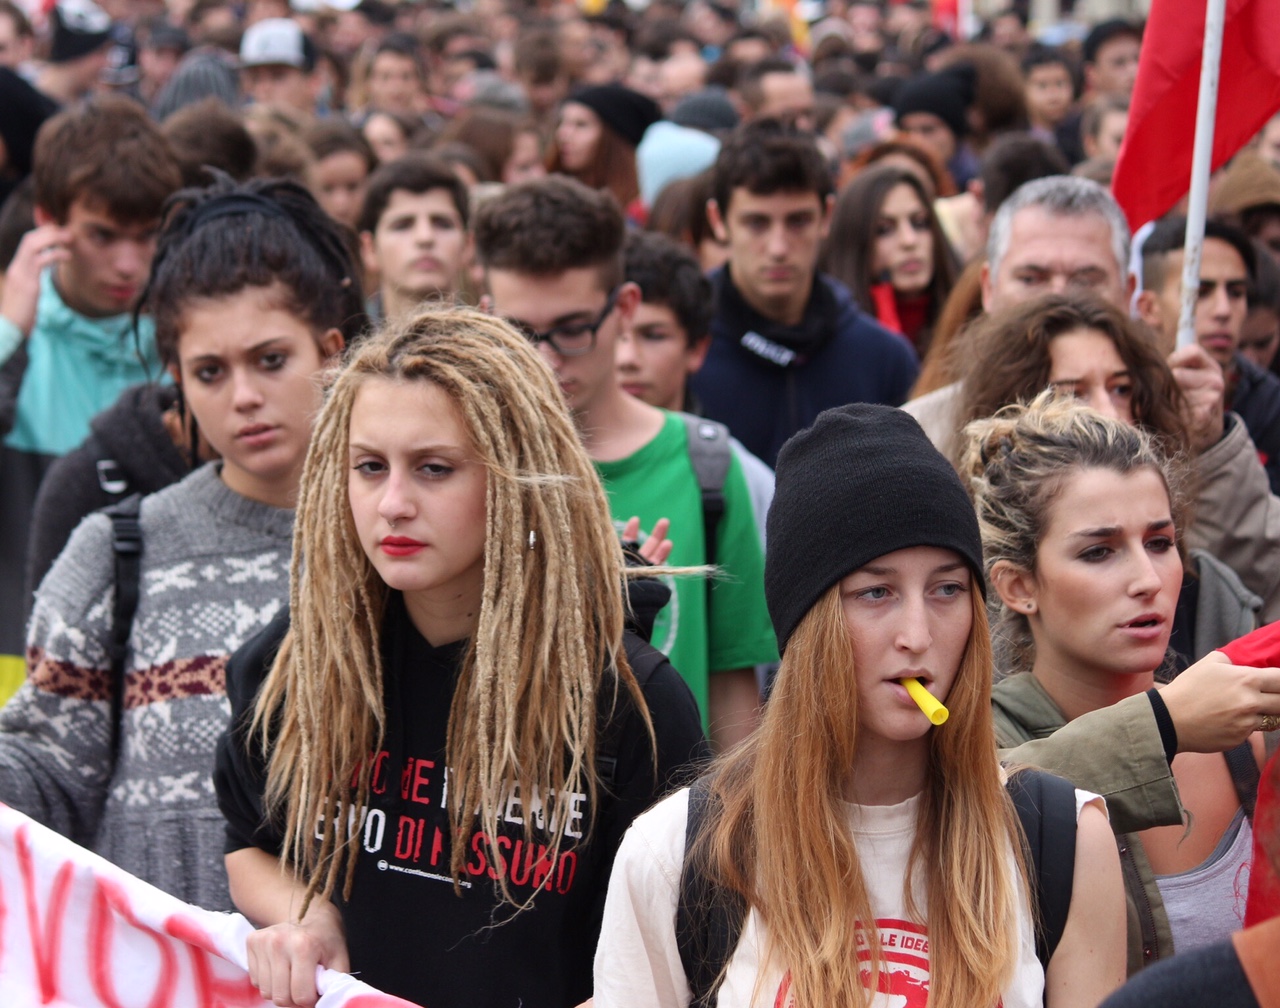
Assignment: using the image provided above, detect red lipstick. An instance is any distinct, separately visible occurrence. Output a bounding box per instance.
[380,536,425,557]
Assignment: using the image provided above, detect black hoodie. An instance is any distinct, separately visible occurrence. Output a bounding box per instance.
[25,382,189,596]
[215,581,707,1008]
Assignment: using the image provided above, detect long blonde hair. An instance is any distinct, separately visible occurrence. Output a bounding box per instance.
[693,585,1026,1006]
[253,305,648,911]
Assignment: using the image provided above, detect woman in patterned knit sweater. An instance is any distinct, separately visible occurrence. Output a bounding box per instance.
[0,176,363,911]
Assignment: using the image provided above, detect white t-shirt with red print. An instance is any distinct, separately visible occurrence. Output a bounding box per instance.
[594,786,1055,1008]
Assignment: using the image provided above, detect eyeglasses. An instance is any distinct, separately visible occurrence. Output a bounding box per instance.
[505,287,620,357]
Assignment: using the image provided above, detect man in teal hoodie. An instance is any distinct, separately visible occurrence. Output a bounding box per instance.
[0,93,181,697]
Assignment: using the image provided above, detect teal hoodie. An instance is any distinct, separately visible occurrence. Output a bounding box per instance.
[0,269,163,456]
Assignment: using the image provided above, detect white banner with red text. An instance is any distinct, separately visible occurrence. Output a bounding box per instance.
[0,802,421,1008]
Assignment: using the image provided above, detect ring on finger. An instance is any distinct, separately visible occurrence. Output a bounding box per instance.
[1261,713,1280,732]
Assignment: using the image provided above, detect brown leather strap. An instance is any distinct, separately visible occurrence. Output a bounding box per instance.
[1232,916,1280,1008]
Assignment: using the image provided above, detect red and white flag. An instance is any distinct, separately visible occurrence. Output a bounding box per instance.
[1112,0,1280,231]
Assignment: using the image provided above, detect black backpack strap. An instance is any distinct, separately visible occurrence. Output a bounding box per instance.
[679,414,732,570]
[677,775,747,1008]
[105,495,144,762]
[1006,767,1078,973]
[597,638,666,790]
[1225,741,1260,821]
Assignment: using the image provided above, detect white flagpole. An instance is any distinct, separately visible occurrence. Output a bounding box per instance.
[1178,0,1228,349]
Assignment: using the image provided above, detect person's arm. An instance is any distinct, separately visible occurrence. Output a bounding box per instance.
[998,693,1180,835]
[1186,410,1280,621]
[593,791,692,1008]
[708,667,760,752]
[226,846,349,1008]
[0,514,118,842]
[704,454,774,753]
[1044,800,1126,1008]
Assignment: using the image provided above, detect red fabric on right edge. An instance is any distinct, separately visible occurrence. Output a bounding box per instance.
[1219,623,1280,925]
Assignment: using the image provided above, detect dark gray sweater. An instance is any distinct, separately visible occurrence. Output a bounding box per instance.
[0,463,292,911]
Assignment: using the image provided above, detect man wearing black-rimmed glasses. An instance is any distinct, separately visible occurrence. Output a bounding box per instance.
[475,176,777,752]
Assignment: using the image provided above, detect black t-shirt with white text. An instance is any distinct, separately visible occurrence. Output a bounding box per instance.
[215,596,708,1007]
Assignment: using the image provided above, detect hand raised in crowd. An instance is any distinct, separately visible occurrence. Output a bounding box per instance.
[1158,650,1280,753]
[244,899,349,1008]
[621,515,673,566]
[1167,343,1226,454]
[0,223,71,339]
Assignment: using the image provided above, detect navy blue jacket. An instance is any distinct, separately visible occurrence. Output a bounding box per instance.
[1232,353,1280,496]
[691,268,919,466]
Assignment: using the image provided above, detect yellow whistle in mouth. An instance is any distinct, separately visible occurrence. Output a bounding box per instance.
[902,677,949,725]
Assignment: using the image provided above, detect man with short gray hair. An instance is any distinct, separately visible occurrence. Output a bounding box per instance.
[981,175,1133,313]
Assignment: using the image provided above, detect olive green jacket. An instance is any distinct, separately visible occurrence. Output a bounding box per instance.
[994,673,1177,974]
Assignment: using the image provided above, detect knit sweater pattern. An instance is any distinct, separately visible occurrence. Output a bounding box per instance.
[0,463,293,911]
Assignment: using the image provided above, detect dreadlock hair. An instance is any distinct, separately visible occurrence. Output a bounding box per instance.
[141,172,368,370]
[690,582,1025,1007]
[252,304,654,912]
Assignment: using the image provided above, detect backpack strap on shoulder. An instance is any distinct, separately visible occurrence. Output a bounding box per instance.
[1006,767,1078,972]
[677,775,747,1008]
[597,638,667,790]
[104,494,144,762]
[679,414,732,569]
[1225,741,1261,821]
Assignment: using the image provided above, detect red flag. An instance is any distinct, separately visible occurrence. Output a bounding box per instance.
[1111,0,1280,232]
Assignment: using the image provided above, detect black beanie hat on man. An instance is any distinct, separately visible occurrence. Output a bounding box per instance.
[569,84,662,148]
[764,404,984,653]
[892,64,976,141]
[49,0,113,64]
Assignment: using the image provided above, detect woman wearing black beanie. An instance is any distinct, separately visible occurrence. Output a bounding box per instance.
[549,82,660,222]
[595,403,1126,1008]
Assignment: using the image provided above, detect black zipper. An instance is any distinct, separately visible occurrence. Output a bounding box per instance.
[1117,836,1160,964]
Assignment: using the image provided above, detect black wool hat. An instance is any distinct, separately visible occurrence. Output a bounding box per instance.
[892,64,975,141]
[568,84,662,148]
[49,0,113,64]
[764,404,985,653]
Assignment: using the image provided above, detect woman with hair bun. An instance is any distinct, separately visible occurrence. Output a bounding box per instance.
[215,306,707,1008]
[966,393,1280,974]
[596,403,1125,1008]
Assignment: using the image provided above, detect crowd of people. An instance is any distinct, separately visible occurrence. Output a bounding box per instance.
[3,0,1280,1005]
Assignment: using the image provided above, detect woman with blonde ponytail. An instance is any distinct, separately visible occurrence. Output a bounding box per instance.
[966,393,1280,977]
[595,403,1125,1008]
[214,306,707,1008]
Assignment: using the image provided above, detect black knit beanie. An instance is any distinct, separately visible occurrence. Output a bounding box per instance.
[764,404,985,653]
[568,84,662,148]
[49,0,113,64]
[892,64,975,141]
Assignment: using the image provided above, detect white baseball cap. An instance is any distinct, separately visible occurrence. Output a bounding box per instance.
[239,18,311,70]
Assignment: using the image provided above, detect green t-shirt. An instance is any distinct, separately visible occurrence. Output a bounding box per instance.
[594,412,779,723]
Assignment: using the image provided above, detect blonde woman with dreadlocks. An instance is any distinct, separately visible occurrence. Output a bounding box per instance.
[214,306,708,1008]
[594,404,1126,1008]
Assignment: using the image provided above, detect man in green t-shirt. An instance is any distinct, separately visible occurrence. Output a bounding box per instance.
[475,177,778,750]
